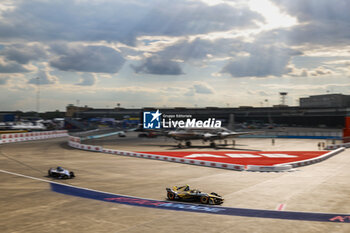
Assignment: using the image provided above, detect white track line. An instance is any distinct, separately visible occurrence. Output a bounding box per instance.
[0,169,169,202]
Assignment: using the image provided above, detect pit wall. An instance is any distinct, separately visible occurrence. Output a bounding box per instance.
[67,135,345,172]
[0,130,68,144]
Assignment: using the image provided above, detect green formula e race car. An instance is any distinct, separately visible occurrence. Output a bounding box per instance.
[166,184,223,205]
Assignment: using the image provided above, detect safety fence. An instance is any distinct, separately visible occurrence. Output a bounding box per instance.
[0,130,68,144]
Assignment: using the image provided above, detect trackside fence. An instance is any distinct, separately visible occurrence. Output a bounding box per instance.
[0,130,68,144]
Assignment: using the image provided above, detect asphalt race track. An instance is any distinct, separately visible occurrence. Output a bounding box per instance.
[1,132,350,232]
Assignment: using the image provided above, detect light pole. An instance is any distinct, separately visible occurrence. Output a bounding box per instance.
[36,77,40,116]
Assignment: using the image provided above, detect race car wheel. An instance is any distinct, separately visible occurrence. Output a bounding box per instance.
[70,171,75,178]
[167,192,175,200]
[48,170,51,176]
[200,196,209,204]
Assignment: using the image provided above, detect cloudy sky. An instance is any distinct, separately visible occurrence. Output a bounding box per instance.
[1,0,350,111]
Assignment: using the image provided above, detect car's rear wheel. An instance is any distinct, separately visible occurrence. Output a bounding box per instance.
[200,196,209,204]
[167,192,175,200]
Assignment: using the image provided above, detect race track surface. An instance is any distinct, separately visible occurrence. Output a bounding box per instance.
[1,133,350,232]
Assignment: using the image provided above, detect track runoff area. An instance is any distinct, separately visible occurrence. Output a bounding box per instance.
[0,169,349,224]
[64,131,349,223]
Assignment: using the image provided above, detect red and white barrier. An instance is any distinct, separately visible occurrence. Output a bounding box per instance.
[0,130,68,144]
[68,135,244,171]
[246,164,293,172]
[325,143,350,150]
[278,147,345,168]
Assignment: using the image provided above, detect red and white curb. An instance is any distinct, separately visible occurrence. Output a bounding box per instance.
[276,203,286,211]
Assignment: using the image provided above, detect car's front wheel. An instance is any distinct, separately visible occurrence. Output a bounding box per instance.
[167,192,175,200]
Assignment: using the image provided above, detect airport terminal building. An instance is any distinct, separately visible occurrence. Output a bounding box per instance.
[67,94,350,128]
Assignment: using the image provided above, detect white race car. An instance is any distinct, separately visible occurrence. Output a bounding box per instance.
[48,166,75,179]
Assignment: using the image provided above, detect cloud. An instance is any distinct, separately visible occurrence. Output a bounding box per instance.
[76,73,96,86]
[0,0,263,45]
[132,1,264,38]
[272,0,350,24]
[156,37,241,62]
[50,44,125,73]
[0,58,29,73]
[193,82,214,94]
[1,43,47,64]
[263,0,350,46]
[28,70,58,85]
[0,76,9,85]
[221,45,302,77]
[310,66,333,76]
[183,82,214,97]
[259,91,269,96]
[131,56,184,75]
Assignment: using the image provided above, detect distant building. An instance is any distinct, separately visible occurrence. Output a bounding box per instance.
[0,112,17,122]
[66,104,92,117]
[299,94,350,108]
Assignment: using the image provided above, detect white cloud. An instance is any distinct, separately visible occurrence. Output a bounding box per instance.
[131,56,184,75]
[76,73,96,86]
[221,45,302,77]
[28,70,58,85]
[0,0,349,110]
[0,76,9,85]
[192,82,214,94]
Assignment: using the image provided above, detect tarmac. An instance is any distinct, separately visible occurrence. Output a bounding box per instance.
[0,132,349,233]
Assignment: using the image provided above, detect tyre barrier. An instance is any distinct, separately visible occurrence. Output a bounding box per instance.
[0,130,68,144]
